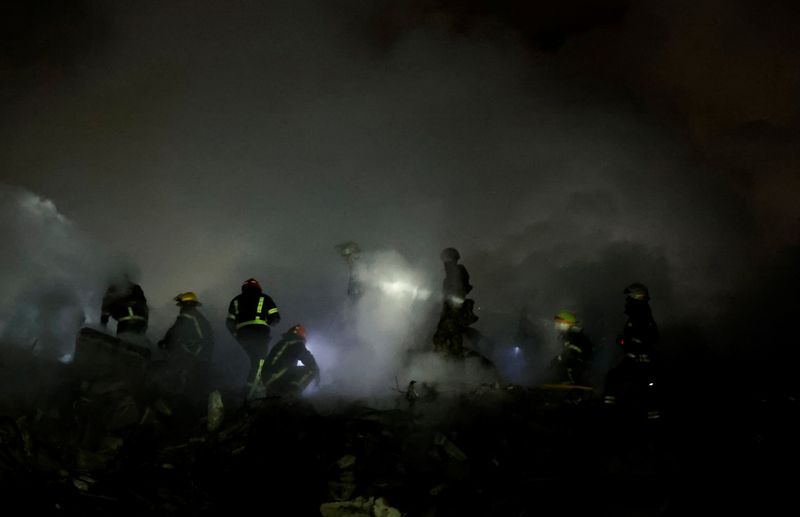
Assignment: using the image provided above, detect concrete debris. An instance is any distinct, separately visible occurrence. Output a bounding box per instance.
[329,471,357,501]
[320,496,401,517]
[434,433,467,461]
[429,483,446,496]
[373,497,402,517]
[337,454,357,469]
[320,496,373,517]
[153,398,173,416]
[3,326,789,515]
[73,328,149,382]
[207,390,224,432]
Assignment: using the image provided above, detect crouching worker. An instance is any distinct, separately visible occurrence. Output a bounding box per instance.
[262,324,320,397]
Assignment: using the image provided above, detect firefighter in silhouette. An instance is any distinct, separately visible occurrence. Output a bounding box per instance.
[226,278,280,399]
[335,241,365,301]
[100,275,148,337]
[550,310,594,386]
[158,292,214,398]
[433,248,479,357]
[603,282,662,419]
[262,324,320,397]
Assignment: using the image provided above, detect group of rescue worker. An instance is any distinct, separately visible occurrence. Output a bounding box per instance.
[548,282,661,417]
[99,245,662,417]
[100,276,319,402]
[432,248,662,417]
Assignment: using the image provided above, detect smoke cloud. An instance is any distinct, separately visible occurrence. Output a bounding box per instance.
[1,1,797,394]
[0,185,119,358]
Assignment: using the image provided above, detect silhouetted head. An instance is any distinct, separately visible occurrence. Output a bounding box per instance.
[335,241,361,258]
[440,247,460,262]
[242,278,263,294]
[624,284,653,318]
[624,282,650,301]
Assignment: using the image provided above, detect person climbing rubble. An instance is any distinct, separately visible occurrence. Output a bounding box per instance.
[100,274,149,338]
[335,241,365,301]
[433,248,479,357]
[158,292,214,401]
[226,278,281,400]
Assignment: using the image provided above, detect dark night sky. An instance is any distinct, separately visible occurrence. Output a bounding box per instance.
[1,0,799,386]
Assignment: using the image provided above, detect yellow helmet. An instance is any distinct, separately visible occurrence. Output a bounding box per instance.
[624,283,650,301]
[175,292,201,305]
[554,310,578,326]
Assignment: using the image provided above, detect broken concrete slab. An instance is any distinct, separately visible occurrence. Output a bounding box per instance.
[73,328,150,383]
[320,496,402,517]
[207,390,224,432]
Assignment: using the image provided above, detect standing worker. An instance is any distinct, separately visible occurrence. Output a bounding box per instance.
[226,278,280,400]
[604,282,662,419]
[433,247,478,357]
[550,310,594,386]
[335,241,365,302]
[101,274,149,338]
[158,292,214,401]
[440,247,472,307]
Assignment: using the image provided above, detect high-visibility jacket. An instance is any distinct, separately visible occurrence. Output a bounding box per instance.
[160,307,214,361]
[559,326,594,364]
[101,282,148,325]
[262,333,319,387]
[226,292,280,335]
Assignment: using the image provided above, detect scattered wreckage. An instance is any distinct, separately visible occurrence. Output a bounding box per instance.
[6,327,789,515]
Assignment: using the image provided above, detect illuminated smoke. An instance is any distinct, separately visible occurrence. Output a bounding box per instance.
[0,185,117,357]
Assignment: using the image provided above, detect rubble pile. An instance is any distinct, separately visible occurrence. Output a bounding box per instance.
[2,328,798,515]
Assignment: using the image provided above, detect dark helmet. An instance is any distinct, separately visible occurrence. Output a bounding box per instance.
[624,282,650,301]
[242,278,263,293]
[335,241,361,258]
[440,247,460,262]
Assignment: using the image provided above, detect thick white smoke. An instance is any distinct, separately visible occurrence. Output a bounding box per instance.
[0,1,774,395]
[308,249,499,399]
[313,250,433,397]
[0,185,118,358]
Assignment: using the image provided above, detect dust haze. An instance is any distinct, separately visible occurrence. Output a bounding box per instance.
[2,0,797,394]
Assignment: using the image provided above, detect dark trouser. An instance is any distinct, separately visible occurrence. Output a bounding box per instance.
[117,319,147,336]
[174,356,209,395]
[236,327,272,398]
[263,365,316,397]
[552,359,590,386]
[433,301,480,357]
[433,303,464,356]
[604,355,661,419]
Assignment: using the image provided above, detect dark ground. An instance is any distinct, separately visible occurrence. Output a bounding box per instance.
[1,330,798,516]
